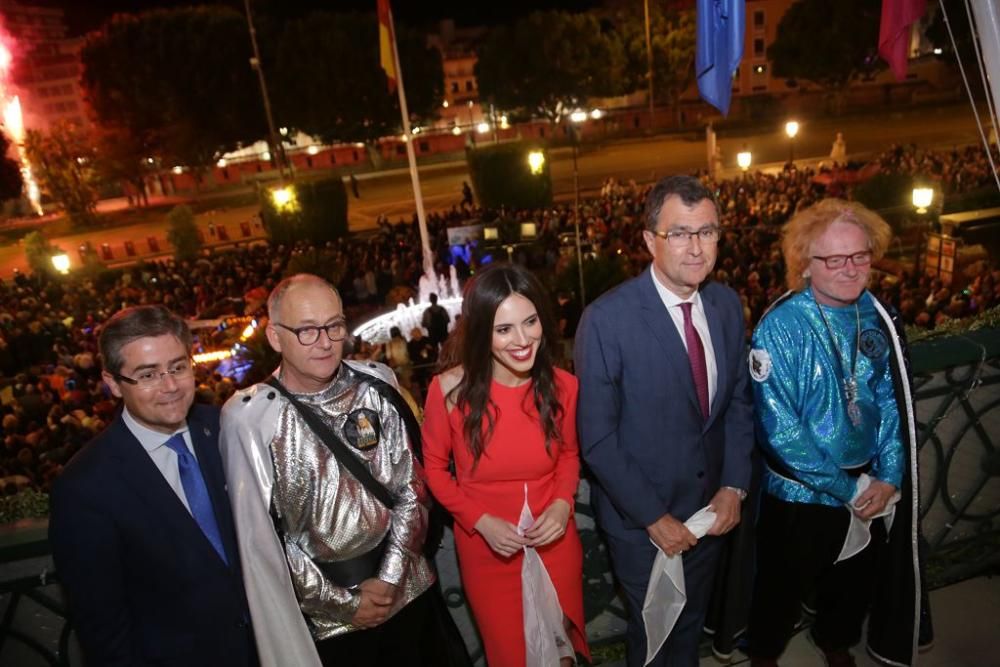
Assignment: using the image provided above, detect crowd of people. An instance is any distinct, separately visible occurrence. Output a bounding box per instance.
[875,142,1000,195]
[3,143,1000,501]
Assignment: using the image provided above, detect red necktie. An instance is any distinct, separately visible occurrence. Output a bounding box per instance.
[680,302,710,420]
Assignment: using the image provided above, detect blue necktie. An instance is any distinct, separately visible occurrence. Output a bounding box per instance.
[163,433,228,564]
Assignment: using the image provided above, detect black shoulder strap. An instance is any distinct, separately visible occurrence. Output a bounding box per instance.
[265,377,395,511]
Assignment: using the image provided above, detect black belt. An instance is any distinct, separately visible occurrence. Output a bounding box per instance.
[842,461,874,478]
[316,537,389,589]
[765,452,873,483]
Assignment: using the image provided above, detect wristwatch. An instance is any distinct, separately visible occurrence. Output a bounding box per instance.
[722,486,748,502]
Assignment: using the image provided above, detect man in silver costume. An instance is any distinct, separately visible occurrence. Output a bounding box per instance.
[746,200,925,667]
[220,274,437,667]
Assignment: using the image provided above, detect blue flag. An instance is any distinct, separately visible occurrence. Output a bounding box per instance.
[696,0,745,116]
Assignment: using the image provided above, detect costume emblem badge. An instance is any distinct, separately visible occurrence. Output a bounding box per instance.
[749,348,772,382]
[859,329,889,359]
[344,409,380,450]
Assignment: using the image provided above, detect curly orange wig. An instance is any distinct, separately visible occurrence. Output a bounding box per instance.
[781,198,892,291]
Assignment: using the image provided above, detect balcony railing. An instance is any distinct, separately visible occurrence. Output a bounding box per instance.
[2,327,999,665]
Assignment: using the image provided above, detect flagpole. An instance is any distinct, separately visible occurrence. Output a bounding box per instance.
[385,4,434,277]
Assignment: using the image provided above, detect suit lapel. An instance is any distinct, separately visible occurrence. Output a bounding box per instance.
[636,273,702,416]
[108,414,229,568]
[702,286,728,429]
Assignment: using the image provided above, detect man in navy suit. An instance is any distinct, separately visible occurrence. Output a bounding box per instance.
[575,175,754,666]
[49,305,257,667]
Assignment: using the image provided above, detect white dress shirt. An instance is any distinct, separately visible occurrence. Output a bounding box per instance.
[122,407,196,514]
[649,266,718,408]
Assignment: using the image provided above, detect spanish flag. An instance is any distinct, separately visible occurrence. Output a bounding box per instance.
[377,0,397,92]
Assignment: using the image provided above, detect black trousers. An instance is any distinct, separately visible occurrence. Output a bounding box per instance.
[747,494,884,659]
[315,587,464,667]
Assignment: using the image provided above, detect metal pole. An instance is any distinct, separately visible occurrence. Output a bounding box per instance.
[244,0,287,180]
[386,5,434,276]
[644,0,655,129]
[572,129,586,305]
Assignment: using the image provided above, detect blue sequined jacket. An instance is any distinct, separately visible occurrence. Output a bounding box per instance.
[750,288,904,506]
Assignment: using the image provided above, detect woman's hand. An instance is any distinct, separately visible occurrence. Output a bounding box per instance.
[474,514,529,558]
[524,499,572,547]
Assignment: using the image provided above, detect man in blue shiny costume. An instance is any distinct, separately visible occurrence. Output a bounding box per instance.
[747,199,923,667]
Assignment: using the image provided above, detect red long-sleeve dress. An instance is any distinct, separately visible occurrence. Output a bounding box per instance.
[422,368,590,666]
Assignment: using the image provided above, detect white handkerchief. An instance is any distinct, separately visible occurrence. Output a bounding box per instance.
[837,473,901,563]
[517,485,573,667]
[641,506,717,666]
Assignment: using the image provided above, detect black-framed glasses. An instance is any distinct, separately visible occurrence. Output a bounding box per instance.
[114,359,194,388]
[274,321,348,345]
[810,251,873,270]
[648,226,721,247]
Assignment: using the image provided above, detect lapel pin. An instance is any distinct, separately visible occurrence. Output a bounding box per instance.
[203,427,211,437]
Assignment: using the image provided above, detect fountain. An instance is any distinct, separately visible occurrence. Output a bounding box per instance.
[352,267,463,344]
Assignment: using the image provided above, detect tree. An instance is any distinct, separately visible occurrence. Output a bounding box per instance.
[0,131,23,202]
[610,3,696,125]
[272,12,442,148]
[166,205,202,262]
[23,122,100,228]
[476,11,627,121]
[81,8,266,176]
[93,124,153,207]
[767,0,882,112]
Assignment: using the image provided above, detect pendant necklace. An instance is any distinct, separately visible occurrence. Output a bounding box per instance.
[814,295,862,427]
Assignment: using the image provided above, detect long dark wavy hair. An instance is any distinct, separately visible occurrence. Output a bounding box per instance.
[446,263,564,466]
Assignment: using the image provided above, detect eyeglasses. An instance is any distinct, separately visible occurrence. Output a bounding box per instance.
[274,321,348,345]
[648,226,721,247]
[114,359,193,388]
[810,251,873,270]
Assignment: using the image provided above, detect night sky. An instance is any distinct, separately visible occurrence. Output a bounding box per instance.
[49,0,603,36]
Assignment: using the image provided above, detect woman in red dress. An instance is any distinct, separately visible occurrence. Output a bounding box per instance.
[422,263,589,666]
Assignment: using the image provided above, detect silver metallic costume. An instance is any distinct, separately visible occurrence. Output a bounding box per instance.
[220,360,435,667]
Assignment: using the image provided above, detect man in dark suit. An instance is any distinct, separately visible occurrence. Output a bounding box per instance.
[49,305,257,667]
[575,175,754,666]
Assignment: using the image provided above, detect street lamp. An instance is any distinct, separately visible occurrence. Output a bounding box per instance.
[244,0,288,180]
[270,185,298,212]
[527,150,545,175]
[785,121,800,163]
[737,149,752,171]
[51,254,70,275]
[912,187,934,214]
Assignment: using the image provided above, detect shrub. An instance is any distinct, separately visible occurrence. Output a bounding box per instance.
[166,205,202,261]
[467,142,552,210]
[260,178,348,245]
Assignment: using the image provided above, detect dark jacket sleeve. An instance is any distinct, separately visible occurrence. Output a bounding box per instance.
[49,458,137,667]
[574,302,668,527]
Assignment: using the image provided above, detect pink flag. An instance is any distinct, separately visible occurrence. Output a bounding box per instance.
[879,0,926,81]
